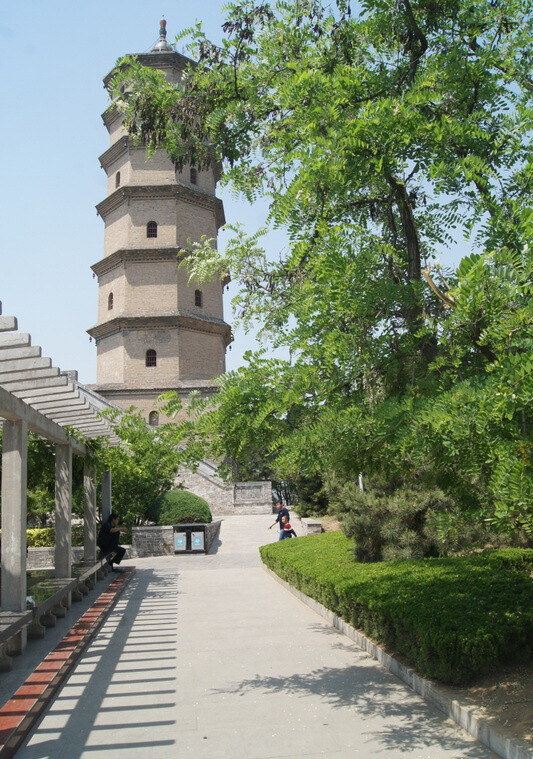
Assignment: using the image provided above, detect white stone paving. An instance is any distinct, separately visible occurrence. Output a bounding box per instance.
[18,516,497,759]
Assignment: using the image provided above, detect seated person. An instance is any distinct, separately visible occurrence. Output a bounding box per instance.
[97,512,127,572]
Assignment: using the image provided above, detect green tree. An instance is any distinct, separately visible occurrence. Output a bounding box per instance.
[117,0,532,532]
[94,408,182,525]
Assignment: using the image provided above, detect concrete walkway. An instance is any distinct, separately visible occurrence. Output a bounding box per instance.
[18,517,496,759]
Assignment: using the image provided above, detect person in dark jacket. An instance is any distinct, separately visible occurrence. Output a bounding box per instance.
[268,500,290,541]
[97,513,127,572]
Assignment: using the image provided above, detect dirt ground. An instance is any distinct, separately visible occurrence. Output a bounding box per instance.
[320,516,342,532]
[441,661,532,746]
[314,522,532,747]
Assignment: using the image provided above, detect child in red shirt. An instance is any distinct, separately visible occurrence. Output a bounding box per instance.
[280,515,297,539]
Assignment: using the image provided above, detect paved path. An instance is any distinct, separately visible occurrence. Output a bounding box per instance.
[18,516,496,759]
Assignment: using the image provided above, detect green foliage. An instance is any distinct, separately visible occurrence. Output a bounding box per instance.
[329,476,512,561]
[338,485,449,562]
[94,408,182,526]
[260,533,533,684]
[116,0,531,534]
[157,489,212,524]
[291,475,329,518]
[19,526,85,547]
[0,431,94,527]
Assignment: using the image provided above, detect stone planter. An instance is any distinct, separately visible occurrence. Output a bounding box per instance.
[132,522,221,557]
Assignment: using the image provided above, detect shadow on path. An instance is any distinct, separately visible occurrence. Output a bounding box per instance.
[19,567,180,759]
[211,663,491,756]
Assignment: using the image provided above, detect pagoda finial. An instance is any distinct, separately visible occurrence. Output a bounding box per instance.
[152,16,173,52]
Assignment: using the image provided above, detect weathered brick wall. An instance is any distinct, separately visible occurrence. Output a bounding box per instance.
[122,329,181,387]
[95,332,124,385]
[129,148,176,186]
[104,198,179,256]
[106,155,130,194]
[176,203,218,248]
[107,113,126,146]
[103,206,129,257]
[177,267,224,320]
[97,268,125,323]
[179,329,225,380]
[124,260,178,314]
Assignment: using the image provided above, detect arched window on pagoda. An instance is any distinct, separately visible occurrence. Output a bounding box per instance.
[146,349,157,367]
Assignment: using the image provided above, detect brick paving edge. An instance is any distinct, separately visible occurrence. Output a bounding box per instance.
[0,567,136,759]
[263,565,532,759]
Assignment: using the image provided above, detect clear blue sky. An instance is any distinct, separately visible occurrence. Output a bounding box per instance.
[0,1,285,385]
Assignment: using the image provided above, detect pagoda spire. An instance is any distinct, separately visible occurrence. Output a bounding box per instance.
[152,17,174,52]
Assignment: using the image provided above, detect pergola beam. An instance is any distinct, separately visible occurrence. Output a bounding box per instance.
[0,317,17,332]
[21,387,80,403]
[0,333,31,349]
[0,357,52,374]
[30,398,88,411]
[0,347,41,361]
[0,367,59,384]
[5,376,68,393]
[47,405,94,421]
[0,385,85,455]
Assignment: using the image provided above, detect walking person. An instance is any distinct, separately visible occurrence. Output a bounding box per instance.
[268,500,290,541]
[97,512,128,572]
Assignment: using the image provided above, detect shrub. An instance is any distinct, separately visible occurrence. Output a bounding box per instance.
[157,489,212,524]
[260,532,533,685]
[291,475,329,518]
[335,483,452,561]
[0,526,87,547]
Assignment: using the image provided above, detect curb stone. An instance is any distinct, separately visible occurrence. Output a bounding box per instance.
[263,565,532,759]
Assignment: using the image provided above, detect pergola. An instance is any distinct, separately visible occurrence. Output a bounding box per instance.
[0,302,120,647]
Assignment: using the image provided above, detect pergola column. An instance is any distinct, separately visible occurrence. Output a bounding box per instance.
[83,465,97,562]
[1,420,28,613]
[54,443,72,578]
[101,470,112,522]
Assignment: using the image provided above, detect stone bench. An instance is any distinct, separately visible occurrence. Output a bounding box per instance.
[301,518,323,536]
[0,552,115,671]
[0,611,34,667]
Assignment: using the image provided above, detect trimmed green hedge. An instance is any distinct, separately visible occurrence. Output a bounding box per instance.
[0,526,86,547]
[157,489,212,525]
[260,533,533,685]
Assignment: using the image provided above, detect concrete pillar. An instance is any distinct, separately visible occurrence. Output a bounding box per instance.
[83,465,97,562]
[1,420,28,613]
[54,443,72,578]
[101,470,112,522]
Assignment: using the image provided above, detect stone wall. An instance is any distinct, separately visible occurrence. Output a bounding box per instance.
[132,526,174,558]
[27,547,84,570]
[132,522,221,556]
[233,481,273,514]
[177,465,272,516]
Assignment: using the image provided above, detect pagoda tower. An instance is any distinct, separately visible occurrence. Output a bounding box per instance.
[88,20,231,424]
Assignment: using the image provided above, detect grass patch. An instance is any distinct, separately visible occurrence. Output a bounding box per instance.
[260,533,533,685]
